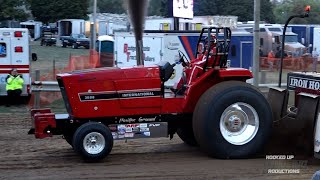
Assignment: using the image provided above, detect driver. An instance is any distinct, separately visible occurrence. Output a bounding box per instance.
[186,35,219,82]
[171,35,219,95]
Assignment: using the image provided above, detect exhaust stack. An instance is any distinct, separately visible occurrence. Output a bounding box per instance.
[126,0,149,66]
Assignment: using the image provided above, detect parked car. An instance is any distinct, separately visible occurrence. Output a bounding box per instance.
[60,33,90,49]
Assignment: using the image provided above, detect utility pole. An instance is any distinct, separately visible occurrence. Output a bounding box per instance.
[253,0,260,86]
[174,17,179,30]
[92,0,97,50]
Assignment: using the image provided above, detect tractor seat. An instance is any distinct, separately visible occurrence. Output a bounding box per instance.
[158,61,174,82]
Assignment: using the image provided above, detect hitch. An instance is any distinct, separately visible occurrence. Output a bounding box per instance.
[268,88,320,157]
[269,88,319,133]
[268,87,289,122]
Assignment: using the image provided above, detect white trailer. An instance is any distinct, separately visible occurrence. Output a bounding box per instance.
[0,28,32,96]
[313,27,320,55]
[57,19,85,46]
[114,32,179,86]
[20,20,43,40]
[144,16,215,31]
[85,20,108,37]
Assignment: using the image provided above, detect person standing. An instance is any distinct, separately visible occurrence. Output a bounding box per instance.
[312,47,319,72]
[267,50,275,71]
[6,68,24,106]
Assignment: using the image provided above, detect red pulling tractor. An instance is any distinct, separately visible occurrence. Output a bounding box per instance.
[29,26,273,162]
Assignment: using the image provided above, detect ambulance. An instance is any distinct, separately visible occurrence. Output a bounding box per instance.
[0,28,32,97]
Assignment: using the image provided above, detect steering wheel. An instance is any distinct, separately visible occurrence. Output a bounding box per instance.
[178,50,190,67]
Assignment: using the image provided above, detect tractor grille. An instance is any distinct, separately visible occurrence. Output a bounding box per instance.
[57,77,73,115]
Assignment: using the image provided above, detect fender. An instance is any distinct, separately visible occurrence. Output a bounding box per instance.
[217,68,253,80]
[182,68,253,113]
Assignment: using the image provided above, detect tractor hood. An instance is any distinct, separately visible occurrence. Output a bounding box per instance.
[56,65,162,118]
[57,65,161,82]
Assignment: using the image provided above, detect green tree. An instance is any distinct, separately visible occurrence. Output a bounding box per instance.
[193,0,275,23]
[27,0,89,24]
[160,0,169,17]
[273,0,320,24]
[260,0,275,23]
[148,0,162,16]
[147,0,169,17]
[0,0,28,21]
[97,0,126,14]
[194,0,218,16]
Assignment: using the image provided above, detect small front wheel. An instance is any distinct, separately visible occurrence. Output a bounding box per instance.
[73,122,113,162]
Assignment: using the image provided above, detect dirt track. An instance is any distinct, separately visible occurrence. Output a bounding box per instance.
[0,106,319,180]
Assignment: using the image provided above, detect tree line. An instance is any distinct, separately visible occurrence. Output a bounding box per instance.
[1,0,320,24]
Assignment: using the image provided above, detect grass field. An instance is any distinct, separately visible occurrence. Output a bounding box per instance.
[30,40,90,79]
[28,40,90,112]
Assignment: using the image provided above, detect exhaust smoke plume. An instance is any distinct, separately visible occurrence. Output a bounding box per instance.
[124,0,149,65]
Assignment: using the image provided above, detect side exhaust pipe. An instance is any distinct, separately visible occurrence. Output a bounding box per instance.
[126,0,149,66]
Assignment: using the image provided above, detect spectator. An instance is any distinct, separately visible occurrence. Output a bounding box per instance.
[267,50,275,71]
[275,48,281,58]
[275,47,288,58]
[312,47,319,72]
[6,68,24,106]
[268,50,275,58]
[301,47,311,71]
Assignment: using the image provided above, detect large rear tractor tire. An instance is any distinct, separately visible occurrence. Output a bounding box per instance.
[177,121,198,147]
[73,122,113,162]
[63,131,74,147]
[193,81,272,159]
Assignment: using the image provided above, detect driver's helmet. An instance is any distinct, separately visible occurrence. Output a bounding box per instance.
[203,34,217,51]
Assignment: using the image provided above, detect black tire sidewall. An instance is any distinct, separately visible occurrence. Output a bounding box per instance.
[73,122,113,162]
[193,81,272,159]
[63,132,74,146]
[177,125,198,147]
